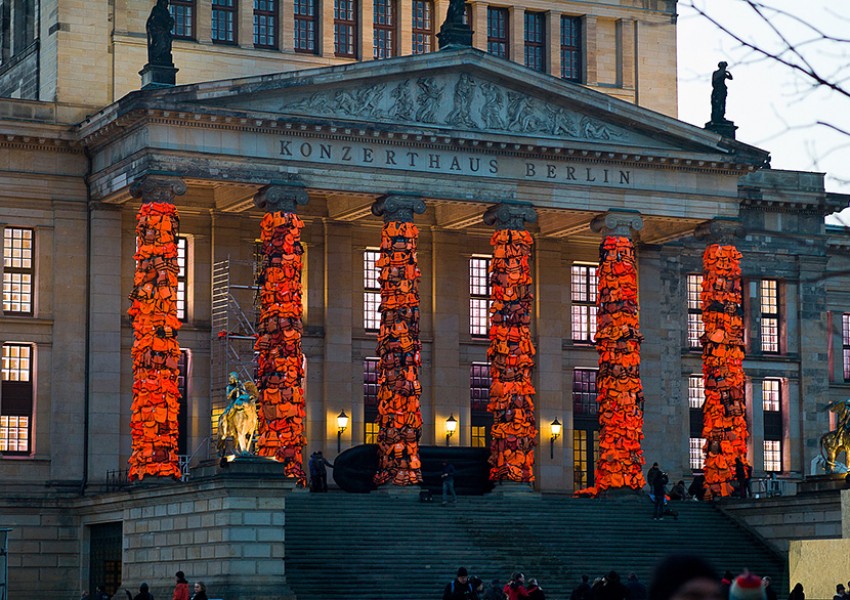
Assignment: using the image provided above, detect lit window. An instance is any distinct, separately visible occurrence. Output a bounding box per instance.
[212,0,237,43]
[1,343,33,454]
[842,314,850,381]
[573,429,599,489]
[295,0,319,53]
[689,438,705,470]
[170,0,195,39]
[471,425,487,448]
[524,12,545,72]
[365,421,379,444]
[363,250,381,331]
[334,0,358,57]
[3,227,34,315]
[374,0,396,59]
[560,16,581,81]
[762,379,780,412]
[177,350,189,455]
[364,357,379,443]
[573,368,597,416]
[687,274,704,349]
[571,264,597,344]
[760,279,780,353]
[486,7,508,58]
[763,440,781,472]
[254,0,278,48]
[688,375,704,409]
[412,0,434,55]
[176,237,188,321]
[469,257,491,336]
[470,362,491,412]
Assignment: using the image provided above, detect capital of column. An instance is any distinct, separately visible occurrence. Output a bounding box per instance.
[483,203,538,231]
[694,217,744,245]
[371,194,426,223]
[590,209,643,238]
[254,183,309,213]
[129,175,187,204]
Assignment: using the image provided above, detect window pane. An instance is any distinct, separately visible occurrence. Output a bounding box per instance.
[572,368,597,415]
[2,344,31,381]
[212,0,237,43]
[254,0,278,47]
[412,0,433,54]
[763,440,781,472]
[687,274,704,349]
[524,12,545,72]
[688,375,704,409]
[486,7,508,58]
[169,0,195,39]
[762,379,781,412]
[470,362,491,412]
[571,264,597,343]
[334,0,358,57]
[295,0,319,52]
[689,437,705,470]
[374,0,396,59]
[363,358,379,406]
[560,16,581,81]
[843,314,850,381]
[761,279,779,353]
[3,227,35,315]
[469,257,492,336]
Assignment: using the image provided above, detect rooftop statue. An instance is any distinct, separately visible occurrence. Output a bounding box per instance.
[445,0,466,26]
[438,0,473,49]
[819,398,850,473]
[146,0,175,67]
[217,372,259,456]
[710,61,733,123]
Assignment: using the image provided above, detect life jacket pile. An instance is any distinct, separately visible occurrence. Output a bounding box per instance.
[127,201,182,481]
[487,229,537,483]
[374,221,424,487]
[588,236,646,495]
[254,211,307,485]
[700,243,748,499]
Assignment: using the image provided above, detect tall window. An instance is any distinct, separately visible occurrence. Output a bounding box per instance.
[170,0,195,39]
[412,0,434,55]
[469,257,491,337]
[572,369,597,416]
[364,358,379,443]
[177,350,189,455]
[843,314,850,381]
[295,0,319,53]
[212,0,237,43]
[573,430,600,489]
[560,16,581,81]
[470,362,491,448]
[486,7,508,58]
[3,227,34,315]
[688,375,704,470]
[763,378,782,472]
[760,279,780,353]
[363,250,381,331]
[687,274,704,349]
[1,343,33,455]
[571,264,597,344]
[374,0,396,59]
[334,0,358,57]
[689,438,705,471]
[573,367,599,488]
[688,375,704,409]
[524,12,545,72]
[176,237,188,321]
[254,0,278,48]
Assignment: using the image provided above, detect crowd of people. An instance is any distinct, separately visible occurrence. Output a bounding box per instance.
[83,571,209,600]
[442,556,804,600]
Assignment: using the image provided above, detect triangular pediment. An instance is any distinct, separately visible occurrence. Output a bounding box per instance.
[94,49,769,166]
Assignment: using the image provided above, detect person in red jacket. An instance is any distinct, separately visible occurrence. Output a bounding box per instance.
[504,572,529,600]
[172,571,189,600]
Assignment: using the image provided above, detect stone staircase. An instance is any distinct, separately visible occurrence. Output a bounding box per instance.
[284,492,786,600]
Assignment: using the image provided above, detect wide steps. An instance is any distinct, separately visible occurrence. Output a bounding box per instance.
[284,493,786,600]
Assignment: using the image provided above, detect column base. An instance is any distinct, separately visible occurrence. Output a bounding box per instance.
[140,63,178,89]
[704,120,738,139]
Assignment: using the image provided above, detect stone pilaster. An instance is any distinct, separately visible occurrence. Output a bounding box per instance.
[508,6,525,65]
[583,15,598,86]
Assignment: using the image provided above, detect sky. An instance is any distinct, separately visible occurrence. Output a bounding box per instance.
[675,1,850,224]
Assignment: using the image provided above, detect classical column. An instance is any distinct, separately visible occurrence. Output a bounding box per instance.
[695,218,747,499]
[372,194,426,487]
[484,203,538,483]
[588,209,645,494]
[127,175,187,481]
[253,184,310,484]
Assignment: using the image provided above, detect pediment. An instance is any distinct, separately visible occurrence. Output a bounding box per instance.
[95,49,769,166]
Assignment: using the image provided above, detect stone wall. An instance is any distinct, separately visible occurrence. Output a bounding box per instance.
[0,41,39,99]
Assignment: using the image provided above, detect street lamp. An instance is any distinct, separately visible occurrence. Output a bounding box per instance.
[445,414,457,446]
[337,410,349,453]
[550,418,562,459]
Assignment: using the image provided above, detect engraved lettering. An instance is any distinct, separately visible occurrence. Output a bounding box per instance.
[300,142,312,157]
[429,154,441,169]
[450,157,462,171]
[407,152,420,167]
[342,146,353,161]
[565,167,577,181]
[385,150,397,165]
[547,165,557,179]
[603,169,609,183]
[320,144,332,159]
[280,141,293,157]
[469,158,480,172]
[489,159,499,174]
[585,168,596,182]
[363,148,374,163]
[526,163,536,177]
[620,170,630,185]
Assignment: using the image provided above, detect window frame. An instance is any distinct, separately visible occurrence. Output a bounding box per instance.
[842,313,850,382]
[373,0,397,59]
[2,226,35,316]
[469,256,492,337]
[254,0,279,48]
[570,263,598,344]
[523,11,546,73]
[363,250,381,332]
[176,236,189,322]
[560,15,582,82]
[212,0,238,44]
[470,362,491,413]
[687,274,704,350]
[760,279,780,354]
[689,437,705,471]
[411,0,434,55]
[294,0,319,54]
[169,0,196,40]
[572,368,598,417]
[334,0,358,58]
[364,357,380,443]
[1,342,34,456]
[763,439,782,472]
[486,6,509,59]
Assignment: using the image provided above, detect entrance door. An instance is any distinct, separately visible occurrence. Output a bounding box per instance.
[88,522,122,595]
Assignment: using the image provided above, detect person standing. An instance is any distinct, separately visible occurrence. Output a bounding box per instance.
[443,567,477,600]
[172,572,190,600]
[787,583,804,600]
[190,582,208,600]
[626,573,647,600]
[599,571,629,600]
[832,584,845,600]
[734,458,749,498]
[441,461,457,506]
[762,577,777,600]
[482,579,504,600]
[504,572,529,600]
[308,451,334,492]
[646,463,660,490]
[527,578,546,600]
[652,470,669,520]
[571,575,593,600]
[133,584,154,600]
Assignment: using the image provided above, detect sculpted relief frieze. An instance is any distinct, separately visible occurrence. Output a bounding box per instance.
[283,73,625,142]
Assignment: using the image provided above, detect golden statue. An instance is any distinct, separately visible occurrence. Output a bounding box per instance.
[217,372,259,456]
[819,398,850,473]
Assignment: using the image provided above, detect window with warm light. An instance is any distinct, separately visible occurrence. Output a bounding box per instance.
[762,378,782,472]
[560,15,581,82]
[374,0,397,59]
[363,250,381,331]
[524,12,545,72]
[1,343,33,455]
[412,0,434,54]
[688,375,704,409]
[688,375,704,470]
[471,425,487,448]
[3,227,34,315]
[687,274,704,349]
[763,440,781,472]
[364,357,379,442]
[842,314,850,381]
[486,7,508,58]
[689,437,705,470]
[573,429,599,489]
[760,279,780,353]
[334,0,358,57]
[177,350,189,454]
[254,0,279,48]
[176,237,188,322]
[469,256,491,337]
[571,264,597,344]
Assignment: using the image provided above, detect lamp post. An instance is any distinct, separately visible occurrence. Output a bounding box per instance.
[445,414,457,446]
[550,418,562,459]
[337,410,349,453]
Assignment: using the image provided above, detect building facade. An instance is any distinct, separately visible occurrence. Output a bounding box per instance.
[0,0,849,596]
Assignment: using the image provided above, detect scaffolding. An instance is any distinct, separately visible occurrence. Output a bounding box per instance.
[210,257,260,438]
